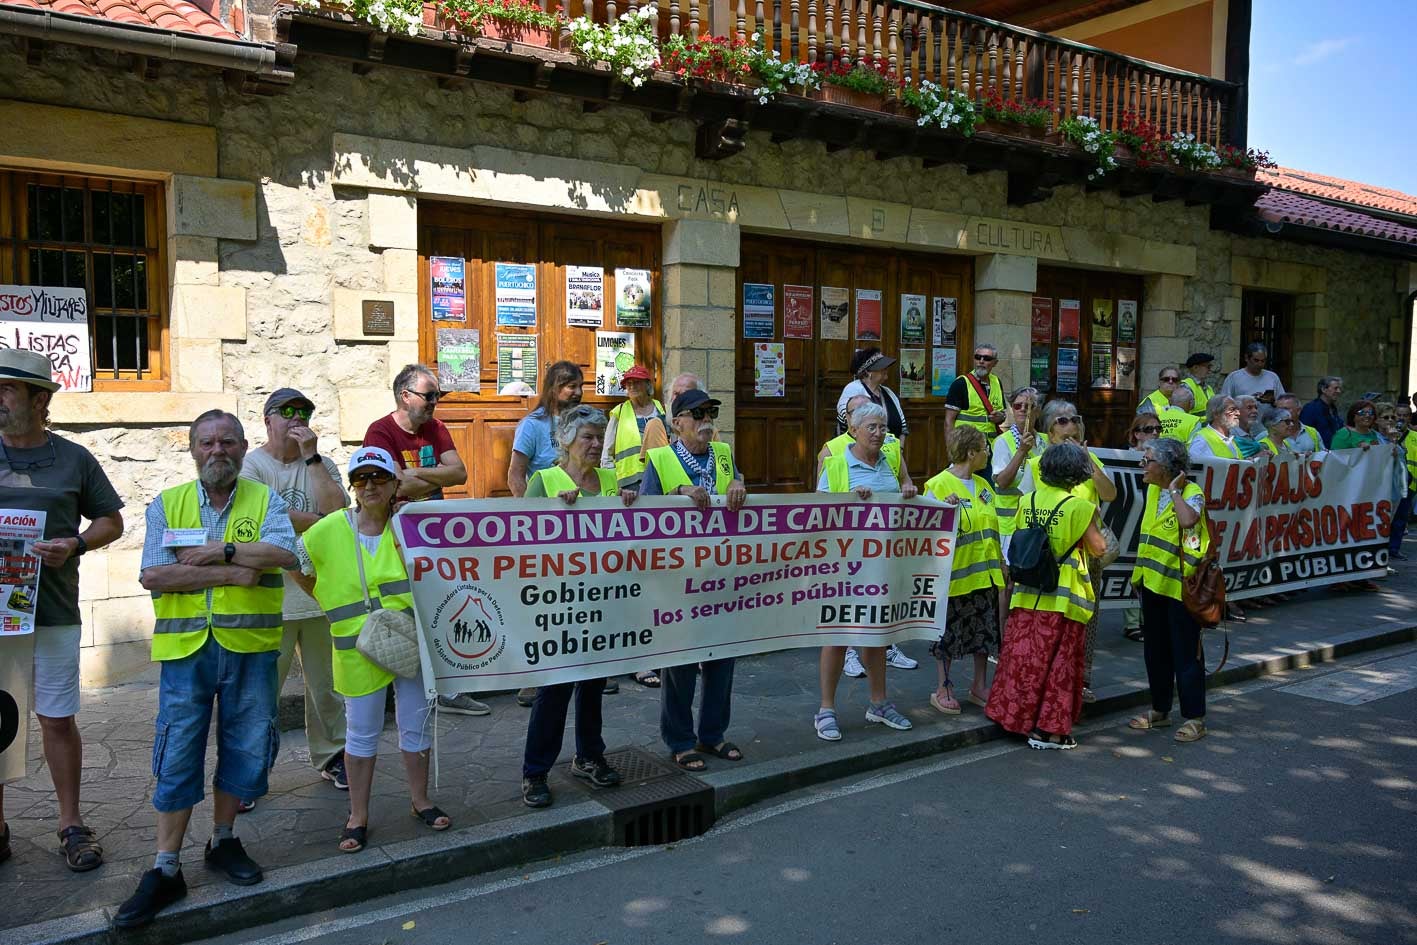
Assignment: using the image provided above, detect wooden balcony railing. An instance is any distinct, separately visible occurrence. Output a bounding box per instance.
[554,0,1242,148]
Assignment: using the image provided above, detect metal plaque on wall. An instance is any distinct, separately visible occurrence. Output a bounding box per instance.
[362,300,396,336]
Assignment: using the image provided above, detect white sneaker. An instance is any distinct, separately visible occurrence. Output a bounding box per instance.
[842,648,866,678]
[885,645,918,670]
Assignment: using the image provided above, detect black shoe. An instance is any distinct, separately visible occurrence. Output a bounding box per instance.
[0,822,10,864]
[113,868,188,929]
[204,837,264,886]
[321,753,349,790]
[521,776,552,808]
[1392,551,1409,561]
[570,756,623,789]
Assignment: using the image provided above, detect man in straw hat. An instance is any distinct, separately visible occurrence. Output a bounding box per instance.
[0,350,125,872]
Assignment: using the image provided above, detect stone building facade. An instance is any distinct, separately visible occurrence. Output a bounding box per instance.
[2,26,1415,683]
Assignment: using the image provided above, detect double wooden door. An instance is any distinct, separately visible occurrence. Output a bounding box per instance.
[734,238,974,492]
[417,205,661,497]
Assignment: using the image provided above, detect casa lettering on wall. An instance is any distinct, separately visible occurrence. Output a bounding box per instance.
[675,183,741,218]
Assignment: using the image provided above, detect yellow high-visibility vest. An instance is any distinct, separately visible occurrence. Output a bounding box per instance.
[1158,408,1200,444]
[955,373,1005,438]
[608,399,664,487]
[1194,425,1242,459]
[647,442,734,495]
[822,432,901,479]
[1143,389,1169,413]
[1182,376,1211,418]
[1012,485,1096,625]
[302,511,414,698]
[992,430,1038,538]
[532,465,617,496]
[150,480,284,661]
[1132,482,1210,601]
[922,470,1004,596]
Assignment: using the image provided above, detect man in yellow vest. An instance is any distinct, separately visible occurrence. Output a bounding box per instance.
[1276,393,1324,453]
[1181,353,1215,419]
[944,342,1007,445]
[1157,388,1201,444]
[117,410,297,930]
[1187,396,1243,460]
[1139,366,1182,415]
[816,394,908,489]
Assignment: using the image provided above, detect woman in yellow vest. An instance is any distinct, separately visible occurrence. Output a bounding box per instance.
[814,401,919,740]
[990,386,1041,551]
[600,365,664,491]
[521,406,638,808]
[1120,414,1162,643]
[1127,438,1210,742]
[923,426,1005,714]
[294,447,446,853]
[1258,406,1295,455]
[985,442,1108,750]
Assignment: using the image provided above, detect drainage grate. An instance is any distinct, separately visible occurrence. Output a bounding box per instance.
[585,747,715,847]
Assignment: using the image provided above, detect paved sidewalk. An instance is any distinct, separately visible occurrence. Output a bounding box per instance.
[5,567,1417,943]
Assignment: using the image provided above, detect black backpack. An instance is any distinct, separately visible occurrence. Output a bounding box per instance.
[1007,495,1076,592]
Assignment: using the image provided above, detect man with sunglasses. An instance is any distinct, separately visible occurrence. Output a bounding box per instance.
[1139,367,1182,415]
[0,350,124,874]
[944,343,1007,446]
[240,389,351,796]
[363,364,467,504]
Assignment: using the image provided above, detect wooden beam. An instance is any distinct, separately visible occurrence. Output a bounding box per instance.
[1224,0,1252,148]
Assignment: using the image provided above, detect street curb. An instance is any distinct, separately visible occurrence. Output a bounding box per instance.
[12,620,1417,945]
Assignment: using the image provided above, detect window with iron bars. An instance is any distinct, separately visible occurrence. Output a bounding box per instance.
[1240,290,1294,384]
[0,170,167,387]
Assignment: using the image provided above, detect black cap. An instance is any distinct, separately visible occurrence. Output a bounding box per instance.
[671,388,722,417]
[850,347,897,377]
[1184,353,1215,368]
[264,387,315,415]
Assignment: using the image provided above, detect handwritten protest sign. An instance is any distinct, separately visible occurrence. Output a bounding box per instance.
[395,495,957,692]
[0,285,91,392]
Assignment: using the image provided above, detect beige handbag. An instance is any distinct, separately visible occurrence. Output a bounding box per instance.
[349,512,421,679]
[1096,521,1121,568]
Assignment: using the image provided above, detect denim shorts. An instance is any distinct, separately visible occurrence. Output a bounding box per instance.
[151,634,280,813]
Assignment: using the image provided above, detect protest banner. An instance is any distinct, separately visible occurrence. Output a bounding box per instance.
[394,495,957,692]
[0,285,91,392]
[1092,448,1396,607]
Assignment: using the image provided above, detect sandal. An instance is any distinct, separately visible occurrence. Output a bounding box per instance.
[966,690,989,709]
[672,751,707,772]
[410,805,451,831]
[1122,627,1145,642]
[338,825,367,853]
[813,709,842,741]
[634,670,661,688]
[58,825,103,872]
[930,689,961,715]
[1174,719,1208,743]
[695,741,744,762]
[1128,710,1172,730]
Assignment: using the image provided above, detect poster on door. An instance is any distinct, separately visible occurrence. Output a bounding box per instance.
[1030,296,1053,344]
[1116,347,1138,390]
[595,331,636,397]
[436,328,481,393]
[496,333,537,393]
[900,294,927,345]
[614,268,653,328]
[429,257,467,323]
[932,297,958,346]
[855,289,882,341]
[743,283,776,339]
[494,263,537,327]
[931,348,957,397]
[0,285,91,392]
[1117,299,1138,343]
[1058,299,1081,345]
[1057,346,1079,393]
[1091,344,1114,389]
[899,348,927,398]
[1091,299,1114,342]
[753,342,785,397]
[565,266,604,328]
[1030,344,1051,392]
[784,285,813,339]
[820,286,849,340]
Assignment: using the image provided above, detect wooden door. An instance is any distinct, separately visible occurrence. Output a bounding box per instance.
[1033,267,1144,448]
[736,238,973,492]
[418,206,661,497]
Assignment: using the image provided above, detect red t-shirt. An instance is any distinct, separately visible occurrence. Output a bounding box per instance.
[363,414,457,499]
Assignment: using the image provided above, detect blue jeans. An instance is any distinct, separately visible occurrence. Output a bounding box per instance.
[1390,495,1412,553]
[659,658,735,754]
[151,635,280,813]
[522,679,606,778]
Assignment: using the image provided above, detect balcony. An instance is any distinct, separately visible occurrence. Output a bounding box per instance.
[275,0,1263,207]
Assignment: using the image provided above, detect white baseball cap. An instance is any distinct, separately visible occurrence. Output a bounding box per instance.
[347,446,399,478]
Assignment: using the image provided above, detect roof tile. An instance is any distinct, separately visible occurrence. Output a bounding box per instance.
[1256,190,1417,246]
[1259,166,1417,219]
[0,0,240,40]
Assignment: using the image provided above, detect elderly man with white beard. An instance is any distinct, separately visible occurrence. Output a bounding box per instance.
[116,410,297,930]
[640,388,748,772]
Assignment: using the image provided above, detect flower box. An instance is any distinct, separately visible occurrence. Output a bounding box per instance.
[474,17,556,47]
[976,119,1048,140]
[812,84,887,112]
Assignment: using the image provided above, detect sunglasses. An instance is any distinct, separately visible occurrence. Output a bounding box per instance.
[350,471,395,486]
[1011,402,1030,411]
[404,388,440,403]
[1053,416,1083,426]
[274,405,312,421]
[1136,425,1161,434]
[0,438,56,472]
[1160,376,1180,383]
[973,354,997,363]
[678,406,720,421]
[1357,409,1375,416]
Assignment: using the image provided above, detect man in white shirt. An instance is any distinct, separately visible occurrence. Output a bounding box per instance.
[1188,396,1244,460]
[1218,343,1285,404]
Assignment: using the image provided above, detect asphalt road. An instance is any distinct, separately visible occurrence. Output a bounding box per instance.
[202,646,1417,945]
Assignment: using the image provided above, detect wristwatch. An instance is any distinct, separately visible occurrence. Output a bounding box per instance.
[224,542,236,563]
[304,453,322,466]
[72,535,88,557]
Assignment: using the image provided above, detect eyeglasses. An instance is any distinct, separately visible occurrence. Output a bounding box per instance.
[1011,402,1030,411]
[1053,416,1083,426]
[274,405,312,421]
[350,471,395,486]
[0,437,56,472]
[1136,425,1161,434]
[973,354,997,363]
[404,388,440,403]
[1160,376,1180,383]
[678,406,720,421]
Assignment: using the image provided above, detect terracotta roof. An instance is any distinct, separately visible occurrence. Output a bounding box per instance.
[1259,166,1417,220]
[1256,190,1417,247]
[0,0,240,39]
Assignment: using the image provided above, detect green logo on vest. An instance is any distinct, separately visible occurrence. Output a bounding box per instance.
[232,518,258,543]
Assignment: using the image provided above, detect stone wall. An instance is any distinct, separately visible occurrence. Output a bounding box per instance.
[0,42,1407,683]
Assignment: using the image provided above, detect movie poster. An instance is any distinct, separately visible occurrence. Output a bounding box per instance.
[933,297,958,346]
[820,286,849,340]
[1058,299,1081,345]
[855,289,883,341]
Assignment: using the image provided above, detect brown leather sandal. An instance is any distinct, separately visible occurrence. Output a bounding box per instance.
[58,824,103,872]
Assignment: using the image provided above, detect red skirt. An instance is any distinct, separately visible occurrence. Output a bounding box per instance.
[985,608,1086,736]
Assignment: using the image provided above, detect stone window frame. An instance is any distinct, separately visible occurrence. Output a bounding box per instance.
[0,168,169,390]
